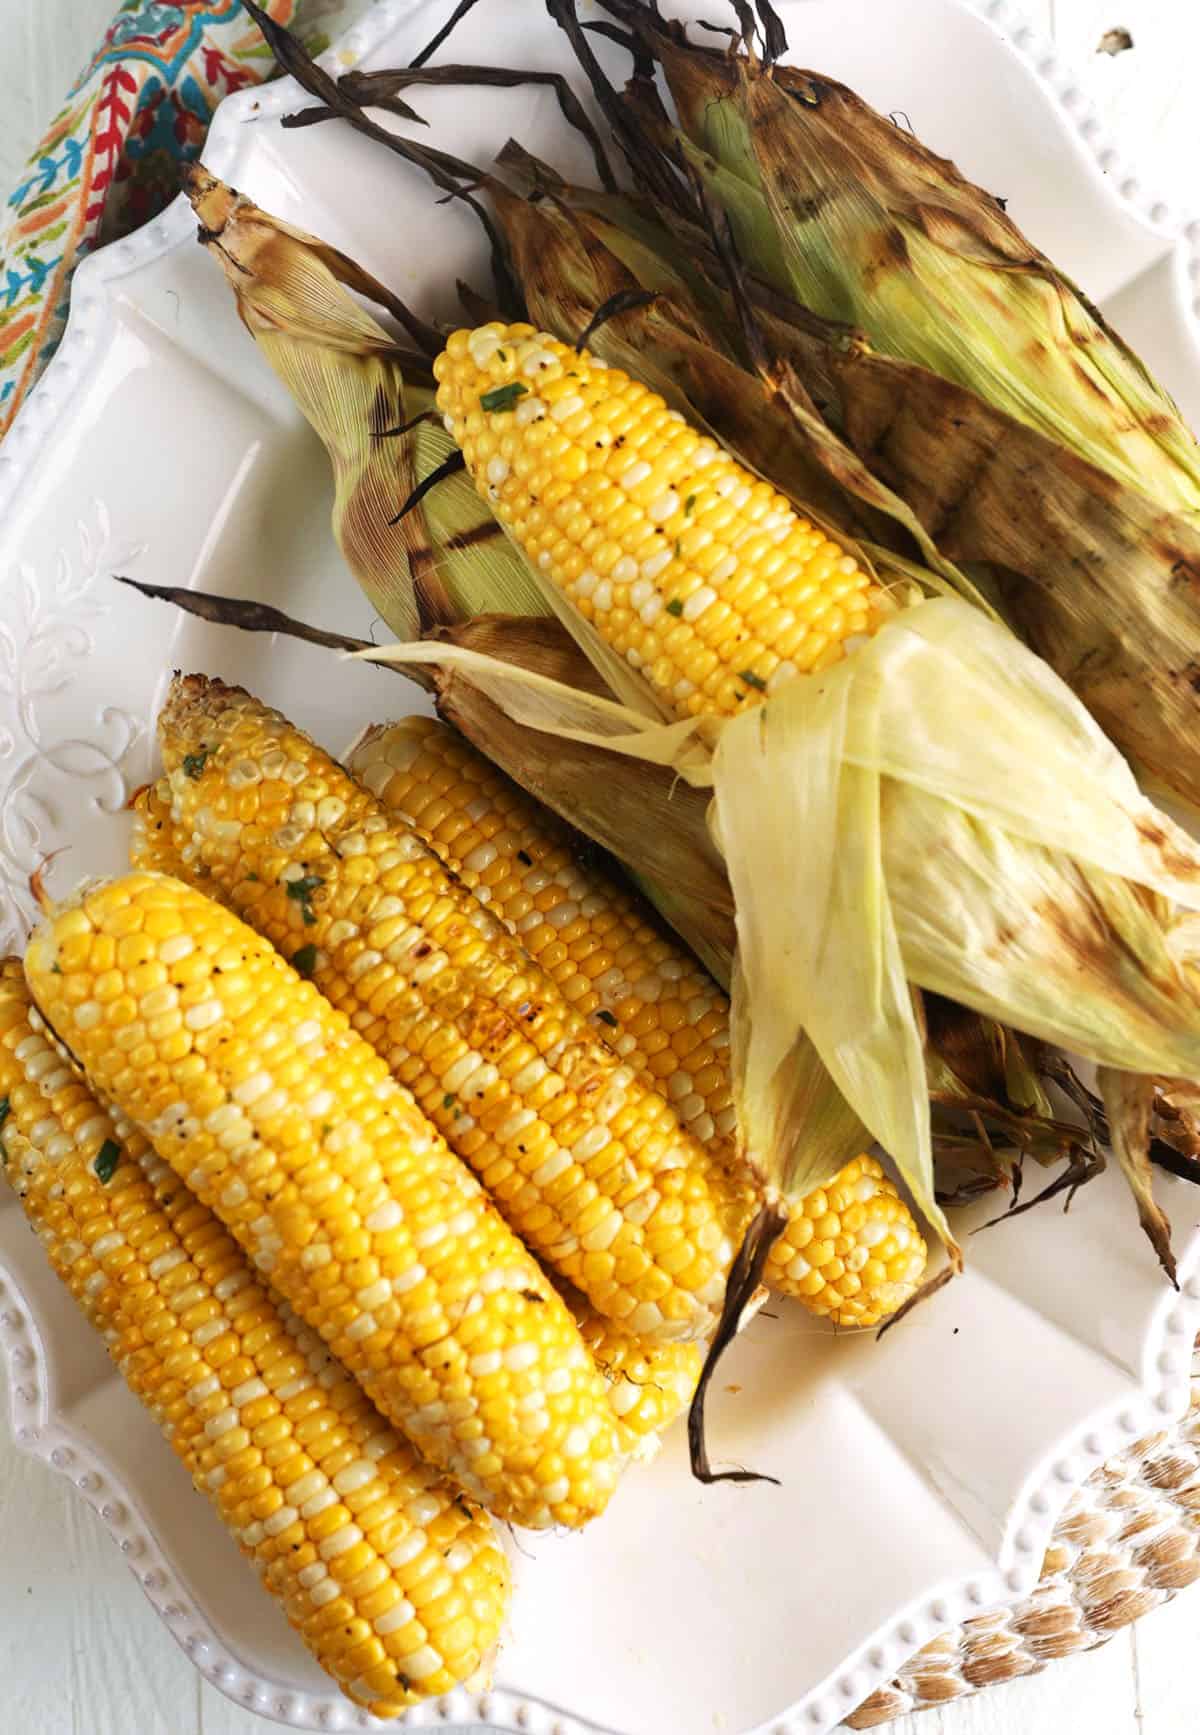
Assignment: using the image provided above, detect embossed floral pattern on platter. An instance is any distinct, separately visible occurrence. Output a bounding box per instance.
[0,501,144,955]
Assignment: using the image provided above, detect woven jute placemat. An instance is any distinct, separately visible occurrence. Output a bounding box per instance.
[848,1384,1200,1725]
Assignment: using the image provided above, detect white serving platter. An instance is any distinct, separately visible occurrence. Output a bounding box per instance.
[3,2,1200,1732]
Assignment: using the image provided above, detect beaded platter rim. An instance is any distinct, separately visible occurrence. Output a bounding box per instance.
[2,1,1200,1732]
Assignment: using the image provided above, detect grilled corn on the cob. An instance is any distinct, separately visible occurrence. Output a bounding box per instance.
[349,718,927,1327]
[145,675,736,1343]
[24,872,624,1530]
[0,959,509,1713]
[434,324,888,720]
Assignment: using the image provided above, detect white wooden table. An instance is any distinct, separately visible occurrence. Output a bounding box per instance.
[2,2,1199,1731]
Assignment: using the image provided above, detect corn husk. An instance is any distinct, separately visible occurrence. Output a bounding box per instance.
[616,4,1200,522]
[183,145,1187,1263]
[184,168,546,634]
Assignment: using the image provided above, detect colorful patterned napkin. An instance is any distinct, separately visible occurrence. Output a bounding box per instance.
[0,0,375,435]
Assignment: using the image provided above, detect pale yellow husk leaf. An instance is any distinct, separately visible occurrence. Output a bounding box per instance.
[361,597,1200,1253]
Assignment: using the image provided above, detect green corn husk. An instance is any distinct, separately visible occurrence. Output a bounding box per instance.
[183,168,546,635]
[613,3,1200,522]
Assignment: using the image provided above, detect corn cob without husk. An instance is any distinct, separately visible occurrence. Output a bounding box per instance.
[348,715,927,1328]
[0,961,509,1714]
[23,872,626,1530]
[144,675,738,1345]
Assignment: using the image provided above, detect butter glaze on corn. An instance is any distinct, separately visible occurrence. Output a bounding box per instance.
[349,718,927,1327]
[148,676,735,1344]
[0,960,509,1713]
[24,873,623,1530]
[433,323,887,720]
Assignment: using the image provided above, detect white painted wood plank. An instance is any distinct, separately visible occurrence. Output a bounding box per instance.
[0,1436,200,1735]
[1127,1591,1200,1735]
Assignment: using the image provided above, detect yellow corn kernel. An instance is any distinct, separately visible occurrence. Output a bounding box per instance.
[349,718,927,1326]
[563,1285,701,1453]
[0,959,508,1713]
[143,676,736,1344]
[23,875,624,1531]
[434,324,887,720]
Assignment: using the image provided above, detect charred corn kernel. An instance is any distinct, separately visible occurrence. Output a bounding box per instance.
[24,875,624,1531]
[434,325,889,720]
[145,676,735,1343]
[349,718,927,1325]
[0,961,508,1714]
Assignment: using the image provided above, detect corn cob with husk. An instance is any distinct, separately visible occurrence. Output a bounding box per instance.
[347,715,927,1327]
[140,674,741,1345]
[518,0,1200,813]
[169,156,1179,1290]
[0,960,509,1713]
[23,871,628,1530]
[427,318,1200,1285]
[248,0,1200,818]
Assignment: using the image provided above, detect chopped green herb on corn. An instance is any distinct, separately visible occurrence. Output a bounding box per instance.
[0,959,509,1713]
[141,675,737,1343]
[23,873,624,1530]
[433,323,888,720]
[349,718,927,1327]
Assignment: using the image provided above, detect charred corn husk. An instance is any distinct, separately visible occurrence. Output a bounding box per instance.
[348,717,927,1325]
[0,960,509,1712]
[145,675,737,1344]
[434,323,888,719]
[604,5,1200,522]
[23,873,625,1530]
